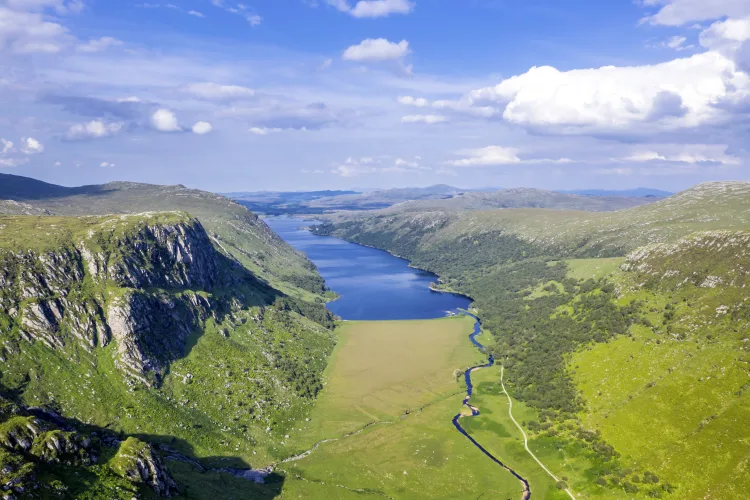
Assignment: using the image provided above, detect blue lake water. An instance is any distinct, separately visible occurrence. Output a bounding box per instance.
[265,217,472,321]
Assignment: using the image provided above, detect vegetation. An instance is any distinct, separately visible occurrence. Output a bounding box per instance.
[277,318,524,499]
[315,181,750,498]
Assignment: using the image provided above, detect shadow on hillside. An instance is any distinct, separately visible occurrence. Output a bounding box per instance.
[18,402,286,499]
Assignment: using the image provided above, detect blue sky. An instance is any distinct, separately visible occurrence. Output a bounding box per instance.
[1,0,749,192]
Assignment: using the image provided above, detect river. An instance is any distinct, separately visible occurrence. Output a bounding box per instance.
[265,216,531,498]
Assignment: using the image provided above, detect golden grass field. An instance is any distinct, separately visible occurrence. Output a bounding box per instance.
[277,317,525,499]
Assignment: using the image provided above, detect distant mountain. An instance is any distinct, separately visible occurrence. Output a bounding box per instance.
[224,190,360,203]
[229,184,466,215]
[373,187,660,214]
[307,184,464,209]
[558,188,673,198]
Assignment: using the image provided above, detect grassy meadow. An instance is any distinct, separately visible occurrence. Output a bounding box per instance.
[277,317,526,498]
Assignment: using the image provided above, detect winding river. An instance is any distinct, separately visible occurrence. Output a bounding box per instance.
[264,216,531,498]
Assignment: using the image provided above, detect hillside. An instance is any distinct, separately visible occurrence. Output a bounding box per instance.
[0,173,323,298]
[0,212,335,497]
[313,181,750,499]
[318,182,750,262]
[376,187,658,213]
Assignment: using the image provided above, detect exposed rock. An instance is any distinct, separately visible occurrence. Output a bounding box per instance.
[110,437,177,497]
[0,215,233,384]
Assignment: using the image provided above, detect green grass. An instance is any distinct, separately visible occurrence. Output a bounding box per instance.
[276,317,524,499]
[565,258,625,281]
[292,316,484,448]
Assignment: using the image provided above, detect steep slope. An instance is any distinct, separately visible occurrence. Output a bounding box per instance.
[0,212,336,496]
[0,173,323,298]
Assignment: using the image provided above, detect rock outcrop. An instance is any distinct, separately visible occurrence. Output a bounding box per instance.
[0,213,234,385]
[110,437,177,497]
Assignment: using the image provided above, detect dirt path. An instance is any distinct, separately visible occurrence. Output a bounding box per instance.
[500,366,576,500]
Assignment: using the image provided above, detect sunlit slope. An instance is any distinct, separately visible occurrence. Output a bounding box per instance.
[572,232,750,499]
[320,182,750,262]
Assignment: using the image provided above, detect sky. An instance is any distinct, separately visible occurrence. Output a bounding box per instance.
[0,0,749,192]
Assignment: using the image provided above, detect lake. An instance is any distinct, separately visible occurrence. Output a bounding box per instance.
[265,217,471,321]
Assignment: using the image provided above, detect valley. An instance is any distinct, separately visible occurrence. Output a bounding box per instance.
[0,174,747,499]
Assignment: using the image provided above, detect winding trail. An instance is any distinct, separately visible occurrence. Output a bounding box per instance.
[453,313,531,500]
[500,366,576,500]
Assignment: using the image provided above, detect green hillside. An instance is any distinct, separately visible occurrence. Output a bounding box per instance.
[0,173,324,299]
[0,174,342,498]
[314,181,750,499]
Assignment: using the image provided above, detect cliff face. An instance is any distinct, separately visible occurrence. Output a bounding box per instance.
[0,213,232,385]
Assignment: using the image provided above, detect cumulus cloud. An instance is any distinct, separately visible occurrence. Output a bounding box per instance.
[642,0,750,26]
[100,161,115,168]
[151,109,181,132]
[76,36,123,53]
[397,95,429,107]
[0,136,43,167]
[327,0,414,18]
[67,120,124,139]
[192,121,213,135]
[182,82,255,100]
[401,114,448,124]
[343,38,409,61]
[447,51,747,133]
[21,137,44,154]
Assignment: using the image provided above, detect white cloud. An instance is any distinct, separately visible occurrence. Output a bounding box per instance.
[331,155,427,176]
[0,6,72,53]
[397,95,429,107]
[401,114,448,124]
[342,38,409,61]
[448,146,521,167]
[188,10,205,17]
[453,51,747,133]
[699,16,750,55]
[100,161,115,168]
[192,121,213,135]
[54,161,62,166]
[183,82,255,100]
[76,36,123,53]
[210,0,262,26]
[249,127,283,135]
[622,144,740,165]
[67,120,124,140]
[327,0,414,18]
[394,157,419,167]
[658,35,693,50]
[642,0,750,26]
[301,168,325,174]
[151,109,181,132]
[21,137,44,154]
[1,139,13,154]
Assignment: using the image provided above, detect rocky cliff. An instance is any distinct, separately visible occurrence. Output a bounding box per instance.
[0,212,239,385]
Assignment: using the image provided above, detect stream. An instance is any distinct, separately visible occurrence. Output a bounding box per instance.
[453,313,532,500]
[264,216,532,499]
